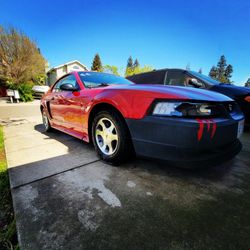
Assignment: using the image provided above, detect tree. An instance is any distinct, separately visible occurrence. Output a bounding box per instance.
[126,56,133,68]
[209,55,233,83]
[133,58,139,68]
[225,64,233,81]
[245,78,250,87]
[0,26,46,85]
[217,55,227,81]
[209,66,218,79]
[103,65,119,76]
[125,56,133,76]
[91,53,102,72]
[198,68,202,74]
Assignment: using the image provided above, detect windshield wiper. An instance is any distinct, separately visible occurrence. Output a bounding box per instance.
[88,83,110,88]
[97,83,109,87]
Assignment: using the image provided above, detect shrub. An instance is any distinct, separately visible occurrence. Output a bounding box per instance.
[17,83,34,102]
[7,82,34,102]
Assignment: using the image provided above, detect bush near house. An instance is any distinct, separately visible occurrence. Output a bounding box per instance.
[7,82,34,102]
[17,83,34,102]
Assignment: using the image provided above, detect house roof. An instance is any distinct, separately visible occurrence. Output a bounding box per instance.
[47,60,89,73]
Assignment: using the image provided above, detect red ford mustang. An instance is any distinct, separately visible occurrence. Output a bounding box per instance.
[41,71,244,168]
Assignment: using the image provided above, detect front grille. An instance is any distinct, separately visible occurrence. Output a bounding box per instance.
[222,101,241,117]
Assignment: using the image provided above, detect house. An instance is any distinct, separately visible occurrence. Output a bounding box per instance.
[46,60,88,86]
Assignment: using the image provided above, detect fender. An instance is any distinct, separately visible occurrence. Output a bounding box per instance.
[86,90,146,119]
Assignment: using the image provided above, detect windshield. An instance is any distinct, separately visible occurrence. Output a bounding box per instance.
[78,72,133,88]
[189,71,222,85]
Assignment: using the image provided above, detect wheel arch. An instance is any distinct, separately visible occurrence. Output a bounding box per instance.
[88,102,131,143]
[40,104,44,112]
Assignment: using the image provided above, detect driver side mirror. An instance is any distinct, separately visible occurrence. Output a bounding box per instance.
[60,83,78,92]
[188,78,203,88]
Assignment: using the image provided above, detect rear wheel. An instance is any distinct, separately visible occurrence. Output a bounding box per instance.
[42,110,52,132]
[92,110,133,164]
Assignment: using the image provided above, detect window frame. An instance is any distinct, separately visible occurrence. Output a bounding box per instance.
[51,74,80,93]
[164,70,186,86]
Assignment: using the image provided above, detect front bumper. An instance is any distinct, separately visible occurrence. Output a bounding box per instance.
[126,116,243,168]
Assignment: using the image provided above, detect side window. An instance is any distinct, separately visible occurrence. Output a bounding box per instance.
[129,71,166,84]
[52,79,64,92]
[165,71,186,86]
[52,75,79,92]
[141,71,165,84]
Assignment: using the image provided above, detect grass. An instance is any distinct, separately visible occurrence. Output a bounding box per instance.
[0,126,18,250]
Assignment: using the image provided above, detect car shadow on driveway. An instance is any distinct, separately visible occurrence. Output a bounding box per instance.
[30,123,250,189]
[7,123,250,190]
[32,124,250,185]
[8,124,99,189]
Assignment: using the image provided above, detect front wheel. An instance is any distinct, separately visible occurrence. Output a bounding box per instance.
[42,110,52,132]
[92,110,134,164]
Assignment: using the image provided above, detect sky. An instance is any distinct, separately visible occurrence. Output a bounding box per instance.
[1,0,250,85]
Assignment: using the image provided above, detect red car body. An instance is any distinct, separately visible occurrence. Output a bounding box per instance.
[41,71,244,167]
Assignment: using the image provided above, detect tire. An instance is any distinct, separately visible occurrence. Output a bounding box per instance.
[42,110,52,132]
[92,110,134,164]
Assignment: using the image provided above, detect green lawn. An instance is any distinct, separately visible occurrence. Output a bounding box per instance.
[0,126,18,250]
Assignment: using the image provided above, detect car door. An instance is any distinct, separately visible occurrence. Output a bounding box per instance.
[49,77,66,126]
[60,75,84,136]
[52,74,84,136]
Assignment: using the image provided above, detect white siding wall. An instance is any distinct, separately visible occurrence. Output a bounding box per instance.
[56,66,67,79]
[47,61,88,86]
[67,62,87,72]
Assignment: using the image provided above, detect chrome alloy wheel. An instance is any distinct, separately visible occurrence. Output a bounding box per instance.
[95,118,119,156]
[42,111,49,130]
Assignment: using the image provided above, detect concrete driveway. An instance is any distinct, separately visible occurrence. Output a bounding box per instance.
[2,103,250,249]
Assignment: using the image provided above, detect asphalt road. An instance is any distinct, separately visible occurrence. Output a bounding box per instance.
[0,100,41,119]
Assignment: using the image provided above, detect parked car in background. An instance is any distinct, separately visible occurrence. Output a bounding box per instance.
[32,85,50,99]
[41,71,244,168]
[127,69,250,125]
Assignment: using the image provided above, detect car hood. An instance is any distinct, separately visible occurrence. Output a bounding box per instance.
[211,84,250,98]
[106,84,233,102]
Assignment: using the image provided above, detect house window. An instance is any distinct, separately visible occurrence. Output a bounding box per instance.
[73,65,79,70]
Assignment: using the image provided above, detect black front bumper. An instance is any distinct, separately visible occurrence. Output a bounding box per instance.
[126,116,243,168]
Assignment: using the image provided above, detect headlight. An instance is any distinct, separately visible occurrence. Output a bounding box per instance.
[152,102,213,117]
[153,102,182,116]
